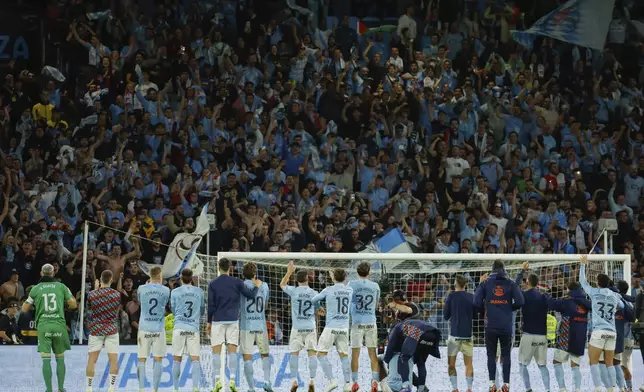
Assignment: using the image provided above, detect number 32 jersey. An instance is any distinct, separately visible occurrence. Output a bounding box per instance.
[138,283,171,333]
[348,279,380,326]
[313,283,354,329]
[171,285,205,332]
[283,285,319,330]
[240,280,269,332]
[579,264,624,333]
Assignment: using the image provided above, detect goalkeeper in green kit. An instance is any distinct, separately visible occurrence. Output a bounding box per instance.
[21,264,78,392]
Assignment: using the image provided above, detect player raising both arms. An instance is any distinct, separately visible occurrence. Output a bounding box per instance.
[579,255,625,392]
[348,262,381,392]
[312,268,354,392]
[22,264,77,392]
[86,270,122,392]
[443,274,475,392]
[137,266,171,392]
[170,268,205,392]
[239,262,272,392]
[280,262,319,392]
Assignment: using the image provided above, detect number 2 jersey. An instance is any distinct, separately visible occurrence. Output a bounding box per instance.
[240,280,269,332]
[579,264,624,333]
[171,285,205,332]
[313,283,353,329]
[348,279,380,326]
[283,285,318,330]
[138,283,171,333]
[26,281,73,330]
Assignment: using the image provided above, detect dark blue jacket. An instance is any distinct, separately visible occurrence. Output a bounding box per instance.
[515,270,550,335]
[474,269,524,335]
[384,320,441,387]
[443,290,475,338]
[615,294,634,354]
[548,288,591,356]
[207,274,258,323]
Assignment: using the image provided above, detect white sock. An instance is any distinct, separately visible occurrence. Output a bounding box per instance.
[86,376,93,388]
[109,373,117,387]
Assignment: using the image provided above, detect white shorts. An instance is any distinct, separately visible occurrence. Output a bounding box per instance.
[350,324,378,348]
[172,329,200,357]
[518,334,548,366]
[239,330,270,355]
[88,334,119,354]
[553,349,582,365]
[589,330,617,351]
[446,337,474,357]
[289,328,317,352]
[316,327,349,355]
[137,330,166,358]
[622,339,634,369]
[211,323,240,347]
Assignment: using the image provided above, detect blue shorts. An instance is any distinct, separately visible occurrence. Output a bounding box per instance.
[387,354,413,391]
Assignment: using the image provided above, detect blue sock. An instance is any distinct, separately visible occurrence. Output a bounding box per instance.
[212,354,221,384]
[590,364,602,388]
[466,376,473,390]
[450,375,458,390]
[607,365,616,389]
[192,361,202,390]
[372,371,380,382]
[153,360,163,390]
[352,372,359,383]
[539,365,550,391]
[137,362,146,390]
[262,357,272,387]
[289,355,300,384]
[626,378,633,389]
[554,363,565,390]
[308,355,317,381]
[319,356,334,380]
[600,363,609,387]
[341,357,350,384]
[615,365,625,389]
[244,360,255,390]
[172,361,181,390]
[228,353,238,383]
[520,364,531,390]
[572,366,581,390]
[496,365,502,387]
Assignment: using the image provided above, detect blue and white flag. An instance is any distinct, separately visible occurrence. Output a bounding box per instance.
[511,0,615,51]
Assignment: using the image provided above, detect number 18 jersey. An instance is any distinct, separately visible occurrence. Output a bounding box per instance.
[240,280,269,332]
[348,279,380,325]
[313,283,353,329]
[283,285,318,330]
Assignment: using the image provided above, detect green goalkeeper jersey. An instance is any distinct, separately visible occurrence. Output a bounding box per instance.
[27,281,73,330]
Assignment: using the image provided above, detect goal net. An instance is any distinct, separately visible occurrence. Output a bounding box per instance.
[196,252,631,391]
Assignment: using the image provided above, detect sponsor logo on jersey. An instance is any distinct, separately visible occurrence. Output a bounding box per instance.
[494,286,505,297]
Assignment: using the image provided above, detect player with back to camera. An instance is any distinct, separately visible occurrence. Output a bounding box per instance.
[617,280,636,392]
[443,274,475,392]
[85,270,122,392]
[474,259,525,392]
[514,262,551,392]
[348,262,381,392]
[23,263,77,392]
[137,265,171,392]
[312,268,354,392]
[170,268,205,392]
[280,261,319,392]
[207,258,262,392]
[609,280,634,392]
[239,262,273,392]
[578,254,625,392]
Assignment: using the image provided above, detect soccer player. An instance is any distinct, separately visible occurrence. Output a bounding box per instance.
[239,262,272,392]
[208,258,262,392]
[612,281,634,392]
[22,264,77,392]
[170,268,205,392]
[443,274,475,392]
[548,280,591,392]
[348,262,381,392]
[515,262,551,392]
[474,259,524,392]
[137,266,171,392]
[86,270,122,392]
[280,261,318,392]
[312,268,354,392]
[620,282,636,391]
[578,254,625,392]
[381,319,441,392]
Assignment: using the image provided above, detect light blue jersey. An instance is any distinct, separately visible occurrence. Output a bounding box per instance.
[386,354,413,392]
[348,278,380,325]
[312,283,353,329]
[283,285,318,330]
[171,284,205,332]
[138,283,171,333]
[240,280,269,332]
[579,264,624,333]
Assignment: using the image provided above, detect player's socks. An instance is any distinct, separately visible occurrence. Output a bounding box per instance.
[590,364,603,388]
[466,376,473,390]
[228,353,238,384]
[290,355,300,382]
[340,357,350,384]
[244,360,255,391]
[42,357,53,392]
[137,362,146,389]
[308,355,318,380]
[86,377,93,389]
[352,372,359,383]
[615,365,625,389]
[262,356,272,388]
[520,364,531,390]
[372,372,379,382]
[553,363,565,390]
[172,361,181,390]
[319,356,334,380]
[109,373,117,390]
[496,367,503,388]
[153,360,163,391]
[607,365,617,389]
[539,365,551,391]
[212,353,221,384]
[600,364,610,387]
[626,379,633,389]
[449,375,458,390]
[56,356,66,391]
[192,361,201,391]
[571,366,581,390]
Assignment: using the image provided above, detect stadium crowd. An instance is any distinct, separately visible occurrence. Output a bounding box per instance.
[1,0,644,352]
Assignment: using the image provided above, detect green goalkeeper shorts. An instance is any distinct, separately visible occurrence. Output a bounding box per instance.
[37,324,71,355]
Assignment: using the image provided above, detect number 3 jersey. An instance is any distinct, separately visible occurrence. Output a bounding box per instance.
[348,279,380,326]
[313,283,354,329]
[240,280,269,332]
[171,285,205,332]
[138,283,171,333]
[283,285,319,330]
[579,264,624,333]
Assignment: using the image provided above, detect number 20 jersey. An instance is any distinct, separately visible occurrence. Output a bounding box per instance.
[348,279,380,325]
[240,280,269,332]
[283,285,319,330]
[171,285,205,332]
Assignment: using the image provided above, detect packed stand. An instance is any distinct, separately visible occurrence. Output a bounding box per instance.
[1,0,644,346]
